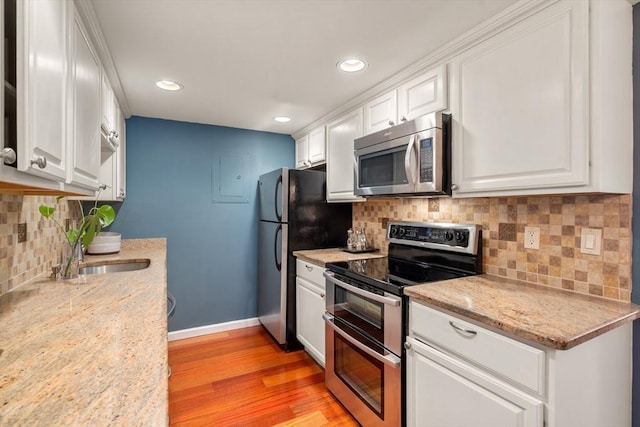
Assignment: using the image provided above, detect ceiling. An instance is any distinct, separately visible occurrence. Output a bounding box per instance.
[90,0,517,135]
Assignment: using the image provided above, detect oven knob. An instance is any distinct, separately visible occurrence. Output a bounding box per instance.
[390,225,398,237]
[398,227,406,237]
[444,231,454,241]
[455,231,468,246]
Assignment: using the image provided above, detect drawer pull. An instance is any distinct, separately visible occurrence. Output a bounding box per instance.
[305,265,313,271]
[449,321,477,338]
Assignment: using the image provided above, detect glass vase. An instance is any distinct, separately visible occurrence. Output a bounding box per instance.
[60,243,81,279]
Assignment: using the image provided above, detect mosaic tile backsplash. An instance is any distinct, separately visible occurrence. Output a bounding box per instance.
[0,195,82,295]
[353,195,632,302]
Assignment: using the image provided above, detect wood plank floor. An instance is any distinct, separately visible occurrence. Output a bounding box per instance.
[168,326,358,426]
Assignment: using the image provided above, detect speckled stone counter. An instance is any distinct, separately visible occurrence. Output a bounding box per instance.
[293,247,386,267]
[405,274,640,350]
[0,239,168,426]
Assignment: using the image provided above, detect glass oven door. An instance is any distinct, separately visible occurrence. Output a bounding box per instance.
[324,271,402,355]
[323,313,401,427]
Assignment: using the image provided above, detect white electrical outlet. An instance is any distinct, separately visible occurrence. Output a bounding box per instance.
[524,226,540,250]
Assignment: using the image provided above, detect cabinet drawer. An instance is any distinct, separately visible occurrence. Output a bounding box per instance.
[410,301,545,395]
[296,259,325,287]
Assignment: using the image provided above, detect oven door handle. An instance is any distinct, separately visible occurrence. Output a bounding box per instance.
[323,271,401,307]
[404,134,417,186]
[323,312,401,368]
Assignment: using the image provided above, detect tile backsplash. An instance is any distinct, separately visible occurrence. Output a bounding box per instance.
[0,194,82,295]
[353,194,632,302]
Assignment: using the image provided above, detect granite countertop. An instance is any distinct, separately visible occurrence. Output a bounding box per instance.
[0,239,168,426]
[405,274,640,350]
[293,247,386,267]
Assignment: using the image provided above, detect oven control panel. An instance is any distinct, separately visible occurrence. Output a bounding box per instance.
[387,221,480,254]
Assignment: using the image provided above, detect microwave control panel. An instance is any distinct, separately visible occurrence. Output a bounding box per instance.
[419,137,433,183]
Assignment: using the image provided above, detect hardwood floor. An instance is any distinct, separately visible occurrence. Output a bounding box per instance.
[168,326,358,426]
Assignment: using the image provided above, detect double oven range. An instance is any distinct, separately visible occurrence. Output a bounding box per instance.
[323,221,482,426]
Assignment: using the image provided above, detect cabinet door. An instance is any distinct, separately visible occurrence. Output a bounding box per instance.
[296,276,325,366]
[363,90,397,135]
[115,104,126,199]
[295,135,309,169]
[101,73,115,134]
[307,126,326,165]
[450,0,589,195]
[17,0,69,182]
[326,108,363,202]
[406,337,543,427]
[68,8,100,190]
[397,64,447,121]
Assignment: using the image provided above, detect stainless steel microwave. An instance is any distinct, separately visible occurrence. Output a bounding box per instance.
[354,112,451,197]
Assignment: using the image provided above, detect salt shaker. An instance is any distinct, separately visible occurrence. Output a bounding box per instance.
[347,228,354,250]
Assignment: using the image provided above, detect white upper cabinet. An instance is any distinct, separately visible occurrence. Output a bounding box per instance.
[101,73,119,150]
[363,65,447,136]
[67,5,101,191]
[115,103,126,199]
[363,90,398,135]
[295,126,326,169]
[450,0,631,196]
[397,64,447,122]
[295,135,309,169]
[326,108,363,202]
[16,0,69,183]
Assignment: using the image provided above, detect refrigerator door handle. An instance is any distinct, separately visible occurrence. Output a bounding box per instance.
[274,224,282,271]
[275,174,283,221]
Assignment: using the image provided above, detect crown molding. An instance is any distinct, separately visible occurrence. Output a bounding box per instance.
[292,0,552,139]
[74,0,131,118]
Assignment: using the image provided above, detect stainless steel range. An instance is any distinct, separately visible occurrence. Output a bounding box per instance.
[323,221,482,427]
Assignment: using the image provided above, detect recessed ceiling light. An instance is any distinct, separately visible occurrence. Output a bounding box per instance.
[337,59,367,73]
[274,116,291,123]
[155,80,183,91]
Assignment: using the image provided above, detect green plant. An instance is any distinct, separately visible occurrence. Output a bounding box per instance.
[39,196,116,278]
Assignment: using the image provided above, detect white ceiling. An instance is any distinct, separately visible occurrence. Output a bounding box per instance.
[90,0,517,135]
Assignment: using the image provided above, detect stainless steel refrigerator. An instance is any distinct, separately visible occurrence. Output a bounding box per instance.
[257,167,352,350]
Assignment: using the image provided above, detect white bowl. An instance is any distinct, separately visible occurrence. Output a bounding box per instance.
[87,232,121,254]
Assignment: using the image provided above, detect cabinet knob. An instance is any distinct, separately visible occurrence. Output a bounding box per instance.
[98,183,108,190]
[30,156,47,169]
[400,116,407,123]
[119,190,125,197]
[451,184,459,191]
[388,120,395,126]
[320,292,325,298]
[404,342,412,350]
[0,148,16,165]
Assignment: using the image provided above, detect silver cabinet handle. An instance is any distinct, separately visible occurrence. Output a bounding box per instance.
[451,184,459,191]
[98,183,108,190]
[400,116,408,122]
[305,265,313,272]
[449,321,477,337]
[404,341,412,350]
[320,292,325,298]
[323,312,401,368]
[118,190,125,197]
[323,271,400,307]
[30,156,47,169]
[388,120,395,126]
[1,148,16,165]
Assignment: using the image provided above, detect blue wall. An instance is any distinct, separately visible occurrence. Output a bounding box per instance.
[111,116,294,331]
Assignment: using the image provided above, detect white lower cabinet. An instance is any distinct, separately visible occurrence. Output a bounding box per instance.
[407,301,633,427]
[406,337,543,427]
[295,259,326,366]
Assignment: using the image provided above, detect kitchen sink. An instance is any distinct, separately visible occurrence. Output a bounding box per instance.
[79,259,150,275]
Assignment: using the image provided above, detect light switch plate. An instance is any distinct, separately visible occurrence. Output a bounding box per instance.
[580,228,602,255]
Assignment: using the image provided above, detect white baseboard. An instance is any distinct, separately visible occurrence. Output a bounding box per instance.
[168,317,261,341]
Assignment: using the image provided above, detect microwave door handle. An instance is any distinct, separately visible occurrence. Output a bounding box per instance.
[322,312,401,368]
[323,271,400,307]
[404,134,417,186]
